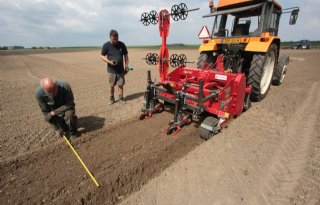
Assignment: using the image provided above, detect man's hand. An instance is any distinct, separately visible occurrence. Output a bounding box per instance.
[44,111,55,122]
[110,60,118,66]
[124,66,129,74]
[100,55,116,66]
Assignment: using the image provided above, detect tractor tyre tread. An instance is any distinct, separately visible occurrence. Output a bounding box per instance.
[247,54,264,101]
[247,44,277,102]
[197,52,214,69]
[272,55,289,86]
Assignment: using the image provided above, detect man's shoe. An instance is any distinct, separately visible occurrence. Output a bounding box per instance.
[69,134,77,141]
[119,96,126,104]
[109,96,115,105]
[67,131,78,141]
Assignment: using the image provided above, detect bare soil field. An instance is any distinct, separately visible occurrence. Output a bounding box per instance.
[0,48,319,205]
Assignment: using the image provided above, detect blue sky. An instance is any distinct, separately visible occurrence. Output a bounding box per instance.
[0,0,319,47]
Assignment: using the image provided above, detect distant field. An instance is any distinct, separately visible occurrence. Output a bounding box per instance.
[1,41,319,56]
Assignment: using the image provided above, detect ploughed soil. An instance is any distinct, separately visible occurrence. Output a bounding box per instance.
[0,48,320,205]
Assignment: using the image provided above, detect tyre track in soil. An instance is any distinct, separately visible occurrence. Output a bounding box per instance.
[250,82,320,205]
[0,112,203,205]
[290,95,320,203]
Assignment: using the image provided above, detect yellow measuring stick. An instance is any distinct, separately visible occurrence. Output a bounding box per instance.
[63,135,100,187]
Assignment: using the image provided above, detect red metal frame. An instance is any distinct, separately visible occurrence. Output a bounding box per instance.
[160,67,249,120]
[154,10,251,121]
[140,6,252,134]
[158,10,170,82]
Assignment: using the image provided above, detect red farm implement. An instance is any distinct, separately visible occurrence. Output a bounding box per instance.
[139,3,252,139]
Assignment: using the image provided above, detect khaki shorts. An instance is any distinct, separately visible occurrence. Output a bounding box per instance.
[109,73,125,87]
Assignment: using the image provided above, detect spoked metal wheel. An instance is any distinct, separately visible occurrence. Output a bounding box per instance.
[178,54,187,67]
[141,12,150,26]
[170,4,180,21]
[152,53,159,65]
[170,54,179,67]
[178,3,188,20]
[149,10,158,25]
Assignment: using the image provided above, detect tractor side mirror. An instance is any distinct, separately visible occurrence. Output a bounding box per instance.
[289,9,299,25]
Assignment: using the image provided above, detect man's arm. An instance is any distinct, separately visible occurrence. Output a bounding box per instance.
[100,55,115,65]
[53,83,75,115]
[100,43,116,65]
[35,89,52,121]
[124,54,129,69]
[123,42,129,70]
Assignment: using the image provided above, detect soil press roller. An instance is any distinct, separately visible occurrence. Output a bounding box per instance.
[139,1,299,140]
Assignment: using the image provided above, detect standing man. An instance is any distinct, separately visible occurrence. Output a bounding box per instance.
[100,29,129,104]
[35,77,78,140]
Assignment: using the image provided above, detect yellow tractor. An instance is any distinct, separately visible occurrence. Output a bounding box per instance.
[198,0,299,101]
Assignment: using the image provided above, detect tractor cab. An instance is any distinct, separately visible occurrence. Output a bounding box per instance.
[203,0,298,38]
[198,0,299,101]
[205,0,282,38]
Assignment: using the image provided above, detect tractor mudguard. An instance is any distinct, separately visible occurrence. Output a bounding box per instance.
[245,36,280,52]
[199,39,219,52]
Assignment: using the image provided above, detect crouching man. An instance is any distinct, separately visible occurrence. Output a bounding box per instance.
[35,77,78,140]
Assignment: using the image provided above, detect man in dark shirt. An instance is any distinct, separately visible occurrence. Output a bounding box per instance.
[35,77,78,140]
[100,29,129,104]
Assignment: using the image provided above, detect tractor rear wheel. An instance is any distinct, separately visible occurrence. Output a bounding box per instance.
[247,44,277,102]
[272,55,289,86]
[197,52,215,69]
[199,116,219,140]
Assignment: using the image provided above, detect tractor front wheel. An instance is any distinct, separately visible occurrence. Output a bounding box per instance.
[272,55,289,86]
[247,44,277,102]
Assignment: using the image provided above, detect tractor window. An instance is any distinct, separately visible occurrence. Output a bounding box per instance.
[213,14,237,37]
[213,15,230,37]
[212,14,261,37]
[232,16,260,36]
[232,19,250,36]
[248,16,260,35]
[270,13,280,35]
